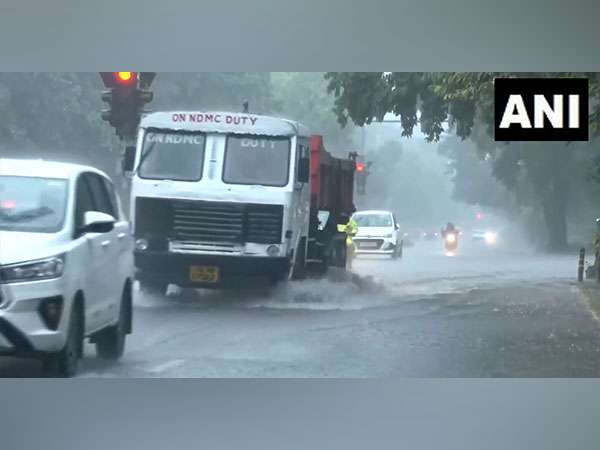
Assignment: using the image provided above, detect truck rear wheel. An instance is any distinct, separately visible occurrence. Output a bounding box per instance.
[332,239,347,268]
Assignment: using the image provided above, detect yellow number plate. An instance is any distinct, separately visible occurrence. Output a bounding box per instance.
[189,266,219,283]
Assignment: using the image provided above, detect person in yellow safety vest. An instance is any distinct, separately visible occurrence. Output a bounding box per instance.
[340,216,358,270]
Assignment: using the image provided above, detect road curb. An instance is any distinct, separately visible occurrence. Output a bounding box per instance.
[575,283,600,324]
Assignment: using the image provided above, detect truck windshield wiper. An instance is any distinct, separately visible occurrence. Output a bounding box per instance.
[133,141,156,177]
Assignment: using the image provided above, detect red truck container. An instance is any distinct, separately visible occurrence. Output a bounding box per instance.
[305,135,356,275]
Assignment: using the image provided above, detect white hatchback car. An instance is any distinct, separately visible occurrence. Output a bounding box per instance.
[0,159,134,377]
[352,210,403,258]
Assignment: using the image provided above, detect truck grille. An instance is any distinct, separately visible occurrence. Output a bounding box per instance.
[246,205,285,244]
[173,200,244,242]
[135,197,284,245]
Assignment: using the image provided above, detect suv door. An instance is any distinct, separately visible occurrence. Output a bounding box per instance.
[73,173,106,332]
[100,175,133,323]
[86,173,123,326]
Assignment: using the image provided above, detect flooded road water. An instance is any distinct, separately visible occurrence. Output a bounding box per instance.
[3,238,599,378]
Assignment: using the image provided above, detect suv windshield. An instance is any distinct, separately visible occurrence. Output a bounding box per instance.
[138,131,206,181]
[354,214,393,228]
[0,176,68,233]
[223,135,291,187]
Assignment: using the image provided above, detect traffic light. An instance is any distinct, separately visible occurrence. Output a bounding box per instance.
[100,72,155,141]
[355,162,369,195]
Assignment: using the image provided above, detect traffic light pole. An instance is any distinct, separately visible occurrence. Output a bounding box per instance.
[99,72,156,215]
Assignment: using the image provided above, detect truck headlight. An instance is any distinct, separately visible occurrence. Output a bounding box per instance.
[135,238,149,251]
[1,255,65,283]
[267,245,280,257]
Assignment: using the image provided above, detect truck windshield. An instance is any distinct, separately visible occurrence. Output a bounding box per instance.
[0,176,68,233]
[223,136,291,187]
[138,131,206,181]
[354,214,393,227]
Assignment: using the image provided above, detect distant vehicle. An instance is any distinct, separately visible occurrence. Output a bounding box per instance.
[402,230,416,247]
[0,159,134,377]
[472,229,498,245]
[422,231,439,241]
[352,210,403,258]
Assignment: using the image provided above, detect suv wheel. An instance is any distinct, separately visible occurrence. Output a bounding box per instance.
[42,301,83,378]
[95,285,131,360]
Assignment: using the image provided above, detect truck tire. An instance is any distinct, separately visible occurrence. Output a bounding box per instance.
[289,237,307,281]
[333,239,347,268]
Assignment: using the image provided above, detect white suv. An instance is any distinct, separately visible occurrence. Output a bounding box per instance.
[0,159,134,377]
[352,210,403,258]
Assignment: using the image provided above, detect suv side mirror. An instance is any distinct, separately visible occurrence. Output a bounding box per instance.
[395,223,400,230]
[297,157,310,183]
[122,146,136,175]
[80,211,116,234]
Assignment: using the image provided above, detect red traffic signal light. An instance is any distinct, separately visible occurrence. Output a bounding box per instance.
[356,163,365,172]
[116,72,135,83]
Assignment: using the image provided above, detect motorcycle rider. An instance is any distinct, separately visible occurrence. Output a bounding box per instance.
[441,222,458,238]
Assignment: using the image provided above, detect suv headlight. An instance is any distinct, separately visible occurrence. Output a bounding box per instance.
[0,255,65,283]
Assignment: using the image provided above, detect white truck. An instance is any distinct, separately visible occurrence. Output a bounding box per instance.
[123,111,356,293]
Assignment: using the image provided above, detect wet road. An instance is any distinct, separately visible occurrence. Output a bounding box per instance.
[2,238,600,377]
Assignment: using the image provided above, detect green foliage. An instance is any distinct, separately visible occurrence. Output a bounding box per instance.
[325,72,600,250]
[270,72,355,154]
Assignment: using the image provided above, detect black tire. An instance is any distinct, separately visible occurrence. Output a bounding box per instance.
[95,284,131,360]
[291,244,307,281]
[334,239,347,268]
[42,300,84,378]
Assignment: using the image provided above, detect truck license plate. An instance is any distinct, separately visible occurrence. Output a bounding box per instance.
[189,266,219,283]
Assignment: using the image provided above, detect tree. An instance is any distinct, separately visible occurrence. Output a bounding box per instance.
[151,72,278,114]
[325,72,600,251]
[270,72,356,156]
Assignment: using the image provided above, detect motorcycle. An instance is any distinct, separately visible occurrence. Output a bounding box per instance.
[443,230,459,253]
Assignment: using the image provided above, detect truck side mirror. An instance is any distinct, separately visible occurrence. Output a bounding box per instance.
[122,146,136,174]
[297,157,310,183]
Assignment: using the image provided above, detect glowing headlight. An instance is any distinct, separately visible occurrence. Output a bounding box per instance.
[484,232,496,243]
[445,233,456,243]
[0,255,65,283]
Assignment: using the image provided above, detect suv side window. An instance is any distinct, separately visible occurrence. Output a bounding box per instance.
[74,174,96,230]
[87,173,115,218]
[101,176,120,220]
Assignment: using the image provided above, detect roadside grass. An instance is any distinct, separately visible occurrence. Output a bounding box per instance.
[577,281,600,323]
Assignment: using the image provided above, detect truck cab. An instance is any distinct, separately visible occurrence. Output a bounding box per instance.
[129,111,312,292]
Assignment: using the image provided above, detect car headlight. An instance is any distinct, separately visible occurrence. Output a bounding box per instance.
[385,233,394,238]
[484,232,496,243]
[0,255,65,283]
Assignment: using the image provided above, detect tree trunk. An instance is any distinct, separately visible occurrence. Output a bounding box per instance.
[541,196,568,251]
